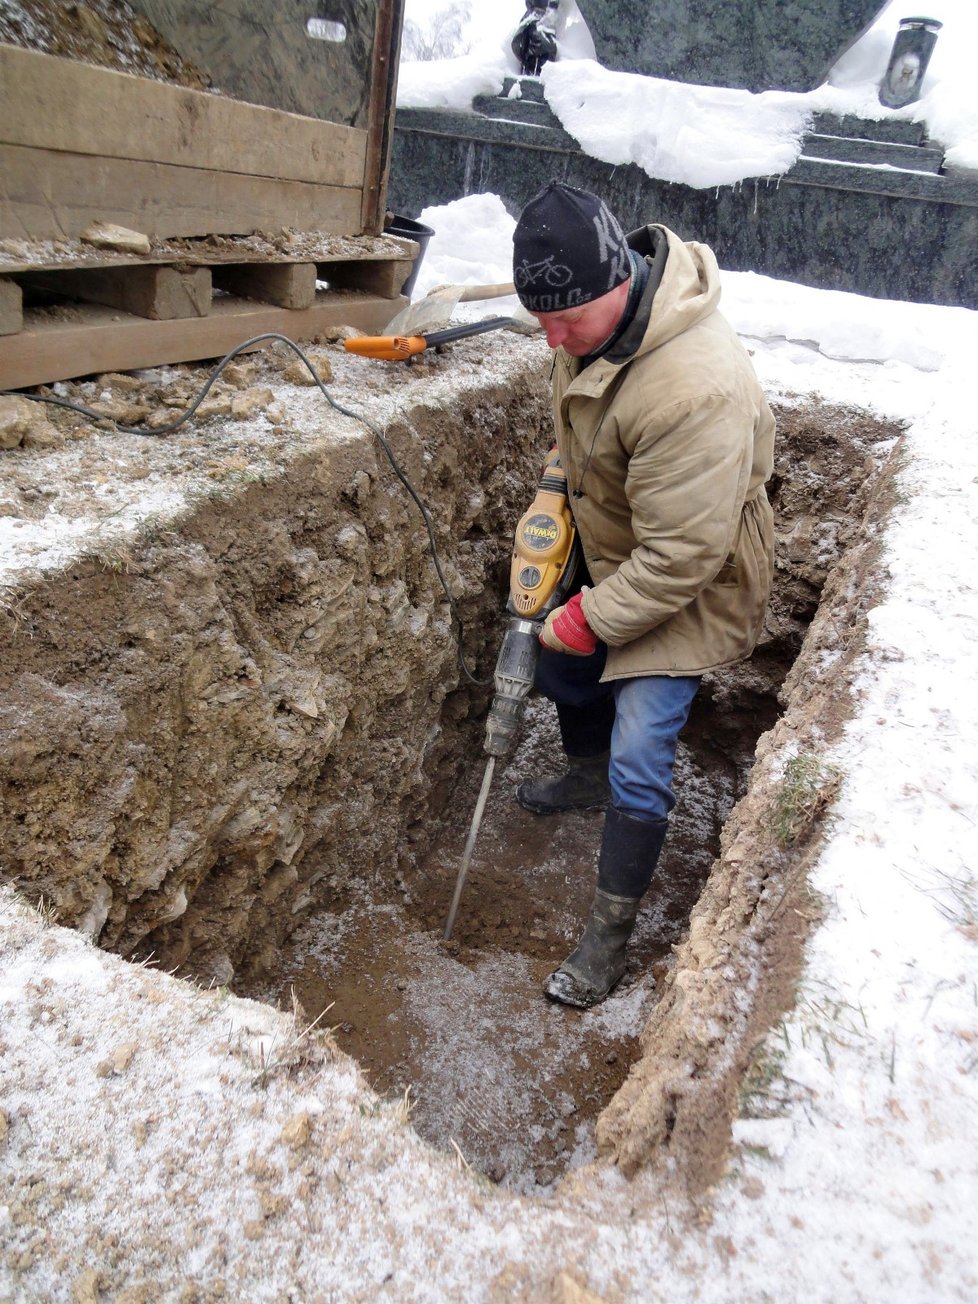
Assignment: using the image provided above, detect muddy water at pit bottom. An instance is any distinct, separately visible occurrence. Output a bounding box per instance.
[266,758,712,1194]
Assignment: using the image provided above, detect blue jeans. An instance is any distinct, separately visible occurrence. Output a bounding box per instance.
[536,645,700,822]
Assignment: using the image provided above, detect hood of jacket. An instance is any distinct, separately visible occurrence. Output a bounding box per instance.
[607,224,721,365]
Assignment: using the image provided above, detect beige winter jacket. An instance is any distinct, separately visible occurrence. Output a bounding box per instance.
[554,224,775,679]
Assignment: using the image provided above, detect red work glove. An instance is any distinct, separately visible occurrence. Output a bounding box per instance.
[540,591,598,656]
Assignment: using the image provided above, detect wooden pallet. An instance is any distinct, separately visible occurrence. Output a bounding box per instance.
[0,292,409,390]
[0,29,419,389]
[0,233,416,388]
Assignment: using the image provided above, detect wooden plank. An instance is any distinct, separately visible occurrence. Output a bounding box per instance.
[361,0,406,233]
[0,145,364,243]
[212,263,317,310]
[0,292,408,389]
[0,45,368,190]
[0,278,22,336]
[26,266,212,320]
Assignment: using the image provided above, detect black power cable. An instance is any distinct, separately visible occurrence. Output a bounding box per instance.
[2,332,491,687]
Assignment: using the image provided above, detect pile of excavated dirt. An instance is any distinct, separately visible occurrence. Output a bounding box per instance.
[0,0,211,89]
[0,326,906,1297]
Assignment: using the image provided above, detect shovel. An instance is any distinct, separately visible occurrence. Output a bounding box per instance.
[344,312,537,362]
[383,280,518,335]
[348,282,537,362]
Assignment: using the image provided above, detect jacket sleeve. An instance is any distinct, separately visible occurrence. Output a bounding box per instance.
[579,393,755,647]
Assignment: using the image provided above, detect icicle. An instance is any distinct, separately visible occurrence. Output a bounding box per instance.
[463,141,475,195]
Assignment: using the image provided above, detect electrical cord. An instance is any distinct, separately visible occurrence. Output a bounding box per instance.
[2,332,491,687]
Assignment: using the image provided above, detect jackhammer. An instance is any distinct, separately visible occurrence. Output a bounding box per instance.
[443,453,580,940]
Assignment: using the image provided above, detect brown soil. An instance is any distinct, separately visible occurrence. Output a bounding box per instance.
[263,678,770,1192]
[595,412,905,1192]
[0,0,211,89]
[0,337,554,976]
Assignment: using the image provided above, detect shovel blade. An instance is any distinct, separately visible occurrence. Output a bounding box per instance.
[384,281,519,335]
[384,286,463,335]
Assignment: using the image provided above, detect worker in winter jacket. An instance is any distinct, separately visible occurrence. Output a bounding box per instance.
[511,181,775,1008]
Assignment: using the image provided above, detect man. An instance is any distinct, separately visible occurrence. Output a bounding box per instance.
[511,181,775,1008]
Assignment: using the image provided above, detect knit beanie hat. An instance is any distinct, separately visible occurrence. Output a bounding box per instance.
[512,181,631,313]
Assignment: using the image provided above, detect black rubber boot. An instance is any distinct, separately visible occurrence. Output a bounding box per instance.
[516,752,611,814]
[543,889,639,1007]
[544,808,668,1008]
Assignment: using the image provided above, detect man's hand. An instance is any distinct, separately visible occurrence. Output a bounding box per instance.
[541,444,560,475]
[540,591,598,656]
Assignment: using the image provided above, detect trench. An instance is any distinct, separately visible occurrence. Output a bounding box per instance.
[242,399,904,1195]
[1,351,904,1197]
[253,669,784,1193]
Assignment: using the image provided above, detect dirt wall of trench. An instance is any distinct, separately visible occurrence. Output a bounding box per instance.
[591,417,904,1192]
[0,344,552,985]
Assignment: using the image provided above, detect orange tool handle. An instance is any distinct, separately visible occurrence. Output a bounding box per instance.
[345,316,515,362]
[343,335,427,360]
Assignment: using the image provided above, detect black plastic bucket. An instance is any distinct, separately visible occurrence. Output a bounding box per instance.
[383,214,436,298]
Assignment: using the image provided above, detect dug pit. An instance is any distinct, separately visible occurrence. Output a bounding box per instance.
[0,336,903,1197]
[248,395,902,1192]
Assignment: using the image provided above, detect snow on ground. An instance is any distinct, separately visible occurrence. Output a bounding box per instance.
[0,344,514,587]
[2,196,977,1299]
[410,192,519,306]
[718,285,978,1302]
[397,0,978,182]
